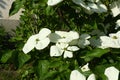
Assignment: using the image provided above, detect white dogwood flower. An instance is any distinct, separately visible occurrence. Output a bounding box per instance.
[110,1,120,17]
[81,63,90,72]
[104,66,119,80]
[95,0,108,13]
[115,19,120,29]
[72,0,93,14]
[47,0,63,6]
[109,31,120,39]
[100,31,120,49]
[72,0,107,14]
[99,36,116,49]
[50,42,79,58]
[22,28,51,54]
[70,70,96,80]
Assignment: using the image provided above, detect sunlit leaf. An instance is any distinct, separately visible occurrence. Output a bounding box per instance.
[82,48,110,62]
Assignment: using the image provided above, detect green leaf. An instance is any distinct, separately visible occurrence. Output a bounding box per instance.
[111,48,120,54]
[9,0,24,16]
[49,60,63,68]
[34,60,69,80]
[18,53,31,68]
[82,48,110,62]
[39,0,48,6]
[1,50,13,63]
[93,20,98,29]
[45,6,55,15]
[44,71,58,79]
[93,65,108,80]
[35,60,50,80]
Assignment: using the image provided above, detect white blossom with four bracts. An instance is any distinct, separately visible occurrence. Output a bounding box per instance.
[100,31,120,49]
[22,28,51,54]
[50,42,79,58]
[49,30,80,58]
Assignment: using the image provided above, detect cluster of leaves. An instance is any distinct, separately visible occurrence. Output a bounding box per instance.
[0,26,19,80]
[0,0,119,79]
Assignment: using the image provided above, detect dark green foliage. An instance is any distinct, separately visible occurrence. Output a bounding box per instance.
[0,0,119,79]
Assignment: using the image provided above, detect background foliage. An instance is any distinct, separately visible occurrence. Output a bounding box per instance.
[0,0,120,79]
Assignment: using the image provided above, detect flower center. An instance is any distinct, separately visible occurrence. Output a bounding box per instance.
[112,36,118,39]
[62,36,66,38]
[36,38,40,44]
[64,47,67,51]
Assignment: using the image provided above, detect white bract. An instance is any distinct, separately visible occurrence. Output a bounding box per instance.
[100,31,120,49]
[115,19,120,29]
[50,42,79,58]
[72,0,107,14]
[70,70,96,80]
[47,0,63,6]
[110,1,120,17]
[49,30,80,58]
[104,66,119,80]
[49,31,79,43]
[81,63,90,72]
[96,0,108,13]
[22,28,51,54]
[72,0,93,14]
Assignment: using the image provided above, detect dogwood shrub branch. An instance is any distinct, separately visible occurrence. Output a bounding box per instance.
[22,28,120,56]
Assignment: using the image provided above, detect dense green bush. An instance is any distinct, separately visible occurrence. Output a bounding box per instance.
[0,0,120,79]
